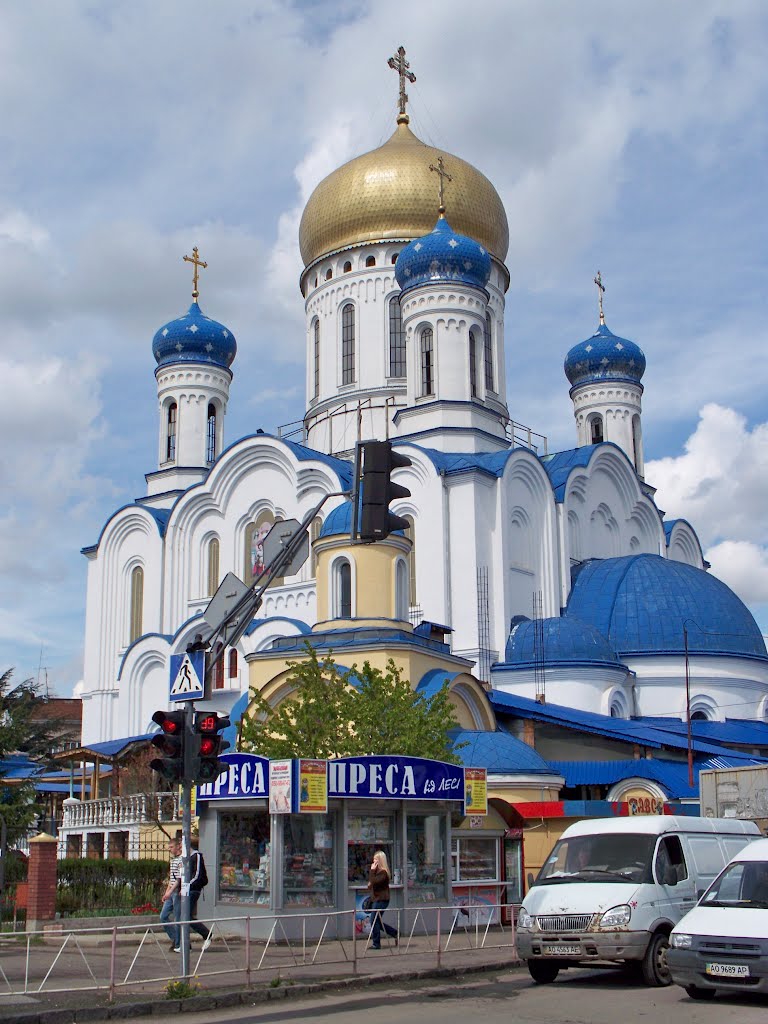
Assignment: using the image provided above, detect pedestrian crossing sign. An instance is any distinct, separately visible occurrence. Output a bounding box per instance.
[169,651,205,702]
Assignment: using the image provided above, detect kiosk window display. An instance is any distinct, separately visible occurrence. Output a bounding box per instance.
[282,812,335,908]
[406,813,446,903]
[451,836,498,882]
[347,815,397,884]
[218,811,271,905]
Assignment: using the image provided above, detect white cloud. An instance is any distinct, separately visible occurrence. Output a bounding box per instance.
[705,541,768,606]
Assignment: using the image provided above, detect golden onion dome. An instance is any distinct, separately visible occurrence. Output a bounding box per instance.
[299,120,509,268]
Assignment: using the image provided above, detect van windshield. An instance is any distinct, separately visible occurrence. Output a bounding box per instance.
[536,834,656,885]
[701,861,768,908]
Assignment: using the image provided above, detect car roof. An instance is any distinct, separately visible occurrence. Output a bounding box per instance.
[560,816,760,839]
[727,836,768,863]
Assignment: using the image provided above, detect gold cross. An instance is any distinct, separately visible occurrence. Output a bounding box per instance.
[387,45,416,123]
[429,155,452,215]
[594,270,606,324]
[183,246,208,300]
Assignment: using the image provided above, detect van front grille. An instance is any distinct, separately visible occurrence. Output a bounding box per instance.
[535,914,593,933]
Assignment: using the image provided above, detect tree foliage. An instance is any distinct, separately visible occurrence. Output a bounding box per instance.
[239,646,465,763]
[0,669,59,840]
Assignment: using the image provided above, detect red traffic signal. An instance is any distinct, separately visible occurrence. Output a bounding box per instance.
[191,711,231,784]
[149,709,186,781]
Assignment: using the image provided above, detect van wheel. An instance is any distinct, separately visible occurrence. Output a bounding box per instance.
[528,960,559,984]
[641,932,671,986]
[685,985,716,1001]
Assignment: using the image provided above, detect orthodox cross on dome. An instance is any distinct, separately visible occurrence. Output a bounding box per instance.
[429,155,452,216]
[183,246,208,300]
[594,270,606,325]
[388,45,416,124]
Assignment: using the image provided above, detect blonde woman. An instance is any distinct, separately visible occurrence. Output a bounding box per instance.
[367,850,398,949]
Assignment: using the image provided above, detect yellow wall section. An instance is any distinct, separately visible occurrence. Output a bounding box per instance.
[314,534,411,622]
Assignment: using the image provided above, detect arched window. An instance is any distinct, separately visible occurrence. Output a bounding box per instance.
[632,414,643,474]
[343,260,352,273]
[209,642,225,690]
[469,329,478,397]
[403,515,417,606]
[314,276,318,287]
[245,514,284,587]
[690,710,709,722]
[484,313,495,392]
[342,303,355,384]
[166,403,177,462]
[228,649,238,680]
[313,318,320,398]
[389,295,405,377]
[420,327,434,396]
[129,566,143,644]
[334,559,352,618]
[325,268,332,281]
[365,255,376,268]
[396,559,409,621]
[206,538,220,597]
[391,253,399,265]
[591,416,604,444]
[309,516,322,578]
[206,403,217,463]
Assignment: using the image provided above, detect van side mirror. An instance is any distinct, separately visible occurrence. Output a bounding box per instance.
[663,866,678,886]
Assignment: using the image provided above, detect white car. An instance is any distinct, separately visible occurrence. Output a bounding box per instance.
[669,836,768,999]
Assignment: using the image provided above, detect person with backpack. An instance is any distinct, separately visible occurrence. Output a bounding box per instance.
[176,835,212,952]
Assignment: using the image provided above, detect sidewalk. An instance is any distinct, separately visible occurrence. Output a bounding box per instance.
[0,923,523,1024]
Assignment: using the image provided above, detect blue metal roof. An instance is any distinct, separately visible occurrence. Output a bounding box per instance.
[502,615,623,668]
[489,690,763,758]
[567,555,768,660]
[395,215,491,296]
[451,729,553,774]
[540,446,605,501]
[417,447,516,480]
[564,322,645,389]
[638,718,768,748]
[416,669,461,698]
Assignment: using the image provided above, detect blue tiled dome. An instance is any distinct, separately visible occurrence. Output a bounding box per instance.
[451,729,553,774]
[503,616,621,666]
[319,502,354,538]
[566,555,768,660]
[395,215,491,296]
[564,322,645,389]
[152,301,237,370]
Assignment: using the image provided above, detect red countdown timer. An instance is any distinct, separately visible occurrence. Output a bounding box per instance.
[197,713,217,732]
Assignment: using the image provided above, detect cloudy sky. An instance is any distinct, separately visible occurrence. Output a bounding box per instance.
[2,1,767,696]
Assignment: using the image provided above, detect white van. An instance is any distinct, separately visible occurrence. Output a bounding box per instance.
[669,836,768,999]
[516,816,759,986]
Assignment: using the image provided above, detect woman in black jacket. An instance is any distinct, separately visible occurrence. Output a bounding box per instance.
[367,850,398,949]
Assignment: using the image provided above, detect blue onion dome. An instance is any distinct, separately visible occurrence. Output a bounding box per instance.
[564,322,645,389]
[504,616,621,667]
[152,301,237,370]
[319,501,354,538]
[395,215,491,296]
[567,555,768,660]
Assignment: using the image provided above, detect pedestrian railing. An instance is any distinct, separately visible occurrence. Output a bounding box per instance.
[0,903,518,998]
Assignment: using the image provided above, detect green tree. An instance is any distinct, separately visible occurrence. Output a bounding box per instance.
[0,669,58,840]
[239,646,465,763]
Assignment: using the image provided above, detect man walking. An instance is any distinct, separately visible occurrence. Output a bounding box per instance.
[160,834,182,952]
[179,835,212,952]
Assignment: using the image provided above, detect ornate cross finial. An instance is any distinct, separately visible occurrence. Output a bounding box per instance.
[183,246,208,300]
[429,155,452,216]
[387,45,416,124]
[594,270,606,325]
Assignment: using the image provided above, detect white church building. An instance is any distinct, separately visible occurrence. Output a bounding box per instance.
[78,71,768,758]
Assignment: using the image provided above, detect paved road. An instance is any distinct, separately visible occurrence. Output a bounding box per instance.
[138,966,768,1024]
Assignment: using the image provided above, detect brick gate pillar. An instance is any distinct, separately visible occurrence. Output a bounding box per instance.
[26,833,58,931]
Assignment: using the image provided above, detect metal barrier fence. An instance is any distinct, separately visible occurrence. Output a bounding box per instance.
[0,902,518,999]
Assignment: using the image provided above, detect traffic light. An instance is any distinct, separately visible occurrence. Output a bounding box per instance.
[149,709,186,782]
[191,711,231,783]
[359,440,412,542]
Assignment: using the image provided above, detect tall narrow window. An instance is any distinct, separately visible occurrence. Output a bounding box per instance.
[342,303,355,384]
[396,559,409,621]
[206,538,220,597]
[591,416,604,444]
[313,318,320,398]
[211,642,224,690]
[228,649,238,680]
[129,566,143,644]
[484,314,494,392]
[389,295,405,377]
[469,330,478,397]
[403,516,417,606]
[310,516,322,578]
[166,403,177,462]
[420,327,434,396]
[335,559,352,618]
[206,403,217,462]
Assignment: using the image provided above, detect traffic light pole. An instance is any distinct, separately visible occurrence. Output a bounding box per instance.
[179,699,194,979]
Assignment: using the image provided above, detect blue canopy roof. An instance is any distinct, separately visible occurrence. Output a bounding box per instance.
[451,729,553,774]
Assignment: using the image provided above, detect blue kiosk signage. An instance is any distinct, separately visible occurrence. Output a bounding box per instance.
[197,753,465,803]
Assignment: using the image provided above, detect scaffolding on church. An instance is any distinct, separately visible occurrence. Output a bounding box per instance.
[476,567,492,685]
[532,591,546,703]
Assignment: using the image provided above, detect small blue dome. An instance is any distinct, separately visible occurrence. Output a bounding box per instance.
[567,555,768,660]
[451,729,553,774]
[395,215,491,296]
[152,301,237,370]
[319,502,354,538]
[503,616,621,666]
[564,322,645,388]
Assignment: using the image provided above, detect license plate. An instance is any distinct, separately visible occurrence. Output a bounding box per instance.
[545,944,580,955]
[705,963,750,977]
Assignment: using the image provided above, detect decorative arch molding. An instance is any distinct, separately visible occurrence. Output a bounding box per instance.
[100,509,160,562]
[666,520,705,568]
[607,777,668,804]
[449,679,496,730]
[328,552,356,618]
[687,693,722,722]
[602,685,630,719]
